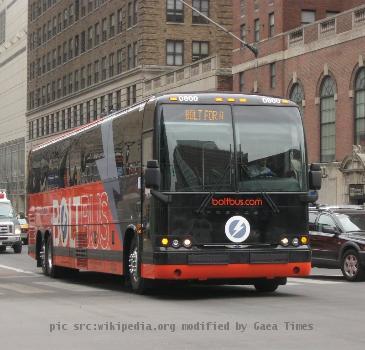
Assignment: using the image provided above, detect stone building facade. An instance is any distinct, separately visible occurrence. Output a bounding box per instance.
[27,0,233,150]
[0,0,27,212]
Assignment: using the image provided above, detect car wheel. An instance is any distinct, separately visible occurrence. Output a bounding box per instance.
[13,243,22,254]
[341,249,365,282]
[0,246,6,253]
[127,235,152,294]
[254,279,281,292]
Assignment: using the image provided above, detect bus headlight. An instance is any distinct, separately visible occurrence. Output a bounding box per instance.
[292,238,300,247]
[171,239,180,248]
[183,238,192,248]
[280,237,289,247]
[14,225,21,235]
[161,238,169,246]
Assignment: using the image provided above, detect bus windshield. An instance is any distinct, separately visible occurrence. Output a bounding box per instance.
[159,104,306,192]
[233,106,306,192]
[160,105,234,192]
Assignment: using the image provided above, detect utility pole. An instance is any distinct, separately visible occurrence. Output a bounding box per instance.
[177,0,258,57]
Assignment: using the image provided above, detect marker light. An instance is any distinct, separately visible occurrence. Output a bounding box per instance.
[292,238,300,247]
[215,97,224,102]
[300,235,309,245]
[239,98,247,103]
[227,98,236,102]
[281,99,290,104]
[161,238,169,246]
[280,237,289,247]
[172,239,180,248]
[183,238,192,248]
[169,97,178,101]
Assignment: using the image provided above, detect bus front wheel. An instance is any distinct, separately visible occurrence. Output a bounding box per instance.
[127,235,151,294]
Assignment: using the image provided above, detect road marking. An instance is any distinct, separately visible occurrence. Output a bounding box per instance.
[289,278,343,285]
[0,264,36,275]
[33,281,111,293]
[0,283,51,294]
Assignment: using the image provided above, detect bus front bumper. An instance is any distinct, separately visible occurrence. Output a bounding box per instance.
[141,248,311,280]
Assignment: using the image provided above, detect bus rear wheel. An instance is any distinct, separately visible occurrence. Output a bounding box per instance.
[43,236,63,278]
[127,235,151,294]
[254,279,281,293]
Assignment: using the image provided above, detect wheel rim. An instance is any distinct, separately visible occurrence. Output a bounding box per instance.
[47,240,53,270]
[128,247,139,282]
[344,254,358,278]
[40,241,46,269]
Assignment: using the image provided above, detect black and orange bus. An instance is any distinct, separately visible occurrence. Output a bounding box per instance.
[27,93,321,293]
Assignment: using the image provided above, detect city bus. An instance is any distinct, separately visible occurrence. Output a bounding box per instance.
[27,93,321,293]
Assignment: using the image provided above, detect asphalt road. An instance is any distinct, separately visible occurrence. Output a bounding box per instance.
[0,246,364,350]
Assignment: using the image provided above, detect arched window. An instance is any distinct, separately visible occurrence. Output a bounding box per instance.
[320,76,336,162]
[355,68,365,145]
[289,83,305,115]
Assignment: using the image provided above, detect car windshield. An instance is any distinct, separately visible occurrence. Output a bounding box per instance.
[0,203,15,218]
[336,213,365,232]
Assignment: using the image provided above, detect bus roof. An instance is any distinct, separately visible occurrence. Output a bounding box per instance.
[31,93,297,153]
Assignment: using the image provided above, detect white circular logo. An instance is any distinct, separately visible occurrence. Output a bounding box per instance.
[225,216,250,243]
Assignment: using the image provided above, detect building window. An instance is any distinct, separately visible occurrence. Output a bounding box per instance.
[270,62,276,88]
[128,2,133,28]
[62,110,66,130]
[67,108,72,129]
[320,76,336,162]
[81,31,86,53]
[133,0,138,25]
[128,44,133,69]
[355,68,365,145]
[109,53,114,77]
[117,49,123,74]
[289,82,305,115]
[74,70,79,91]
[127,85,137,106]
[116,90,121,109]
[240,24,246,46]
[73,106,78,127]
[269,13,275,37]
[326,11,339,18]
[101,56,107,80]
[254,18,260,42]
[108,93,113,112]
[50,114,54,134]
[80,104,84,125]
[94,60,100,83]
[74,35,79,56]
[94,22,100,45]
[117,9,123,33]
[102,17,107,41]
[192,0,209,24]
[192,41,209,61]
[68,72,73,94]
[87,63,92,86]
[109,13,115,37]
[81,66,86,88]
[166,40,183,66]
[88,26,93,49]
[68,38,73,59]
[166,0,184,22]
[239,72,244,92]
[56,112,60,132]
[93,98,98,120]
[86,101,91,123]
[301,10,315,25]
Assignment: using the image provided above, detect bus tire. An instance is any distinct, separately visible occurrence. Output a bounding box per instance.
[44,236,63,278]
[0,246,6,253]
[127,235,151,294]
[254,279,280,293]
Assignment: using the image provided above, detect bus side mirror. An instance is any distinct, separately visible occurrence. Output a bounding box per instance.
[309,163,322,190]
[145,160,160,190]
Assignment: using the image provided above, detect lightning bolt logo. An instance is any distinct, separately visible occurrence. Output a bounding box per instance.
[225,216,250,243]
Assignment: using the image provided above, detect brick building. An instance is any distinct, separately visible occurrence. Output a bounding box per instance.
[27,0,233,149]
[232,0,365,204]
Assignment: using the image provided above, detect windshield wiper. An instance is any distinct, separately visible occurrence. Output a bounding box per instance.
[196,146,233,215]
[238,144,280,214]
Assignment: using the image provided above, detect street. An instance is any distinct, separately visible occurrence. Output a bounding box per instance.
[0,246,364,350]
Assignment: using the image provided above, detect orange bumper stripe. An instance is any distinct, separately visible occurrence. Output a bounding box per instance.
[141,262,311,280]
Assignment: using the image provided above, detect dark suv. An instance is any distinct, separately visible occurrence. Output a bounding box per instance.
[309,205,365,281]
